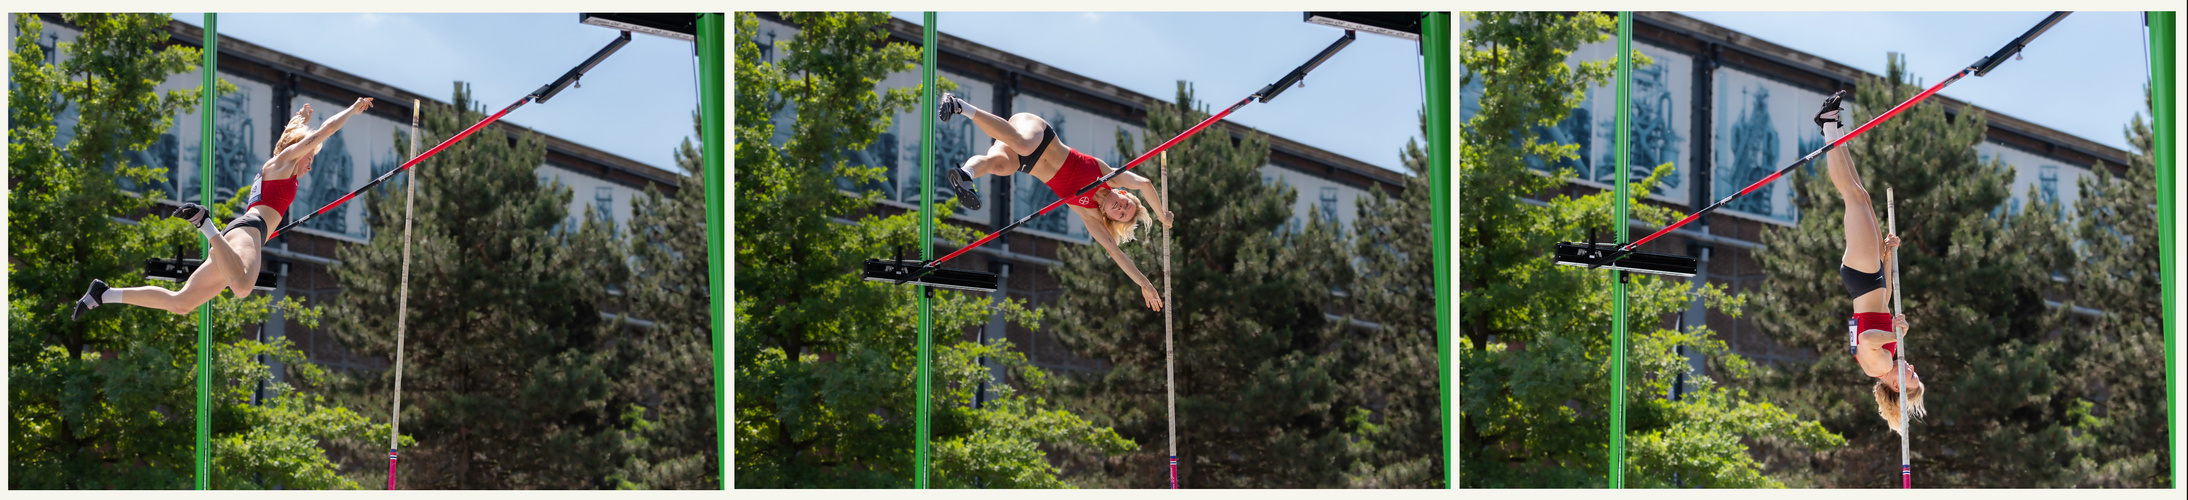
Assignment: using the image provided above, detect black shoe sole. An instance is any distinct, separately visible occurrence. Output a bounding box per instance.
[945,168,982,211]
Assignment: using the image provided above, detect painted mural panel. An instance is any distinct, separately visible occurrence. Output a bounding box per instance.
[752,16,993,225]
[288,95,411,241]
[1711,68,1835,225]
[1571,40,1692,203]
[875,68,996,224]
[1458,38,1692,204]
[538,162,640,236]
[1979,141,2091,220]
[1260,165,1362,234]
[32,20,276,222]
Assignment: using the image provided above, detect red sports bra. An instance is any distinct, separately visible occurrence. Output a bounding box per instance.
[247,175,300,218]
[1848,312,1898,358]
[1043,149,1110,209]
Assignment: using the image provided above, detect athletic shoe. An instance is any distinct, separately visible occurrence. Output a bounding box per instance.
[72,279,109,321]
[1816,90,1849,135]
[938,93,966,122]
[944,165,983,211]
[173,203,210,228]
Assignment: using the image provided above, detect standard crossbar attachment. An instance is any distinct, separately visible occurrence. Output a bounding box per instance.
[1553,242,1697,278]
[862,259,999,293]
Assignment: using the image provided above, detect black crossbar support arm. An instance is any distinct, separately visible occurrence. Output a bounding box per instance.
[535,31,632,103]
[1257,30,1355,103]
[1972,12,2070,76]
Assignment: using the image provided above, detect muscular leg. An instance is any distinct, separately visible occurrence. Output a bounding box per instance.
[113,262,230,315]
[958,141,1022,180]
[200,214,260,298]
[951,96,1047,157]
[1825,126,1883,272]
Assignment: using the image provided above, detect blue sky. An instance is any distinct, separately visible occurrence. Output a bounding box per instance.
[893,12,1430,175]
[173,13,702,171]
[1677,11,2148,152]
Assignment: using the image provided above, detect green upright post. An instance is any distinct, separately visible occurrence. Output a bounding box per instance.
[915,11,938,490]
[1608,11,1633,490]
[2145,11,2176,486]
[196,13,217,491]
[1421,11,1453,488]
[698,12,727,489]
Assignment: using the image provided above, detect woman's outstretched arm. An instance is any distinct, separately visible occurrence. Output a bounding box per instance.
[1077,207,1162,311]
[270,97,374,167]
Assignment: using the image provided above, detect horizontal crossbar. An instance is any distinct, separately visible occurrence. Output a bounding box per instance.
[862,259,999,293]
[1552,242,1698,278]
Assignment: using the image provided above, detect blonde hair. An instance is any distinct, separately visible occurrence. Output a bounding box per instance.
[1874,378,1928,435]
[273,112,318,161]
[1102,189,1155,245]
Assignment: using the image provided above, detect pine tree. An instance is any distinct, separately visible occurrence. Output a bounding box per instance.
[1459,12,1841,488]
[2058,88,2170,487]
[1041,83,1359,488]
[1341,112,1445,488]
[325,82,632,489]
[1748,54,2086,487]
[598,110,719,490]
[9,13,384,489]
[732,12,1129,488]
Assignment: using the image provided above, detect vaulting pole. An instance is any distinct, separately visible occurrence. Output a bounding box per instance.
[387,99,418,491]
[1607,11,1632,490]
[195,12,216,491]
[915,11,937,490]
[1162,152,1178,489]
[1890,188,1909,488]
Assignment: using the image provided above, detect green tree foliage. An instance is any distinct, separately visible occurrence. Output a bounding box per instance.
[1339,114,1447,488]
[2058,88,2170,487]
[1046,84,1360,488]
[732,12,1129,488]
[1748,54,2095,487]
[600,110,721,490]
[1458,12,1842,488]
[10,13,383,489]
[323,83,634,489]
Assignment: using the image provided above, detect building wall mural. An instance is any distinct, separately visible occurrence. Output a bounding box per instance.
[1457,37,1691,204]
[1712,68,1834,224]
[1572,40,1691,203]
[1980,141,2090,219]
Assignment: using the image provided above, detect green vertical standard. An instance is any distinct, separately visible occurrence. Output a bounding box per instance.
[1608,11,1633,490]
[2145,11,2176,486]
[1421,11,1454,489]
[698,12,728,489]
[196,13,218,491]
[915,11,938,490]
